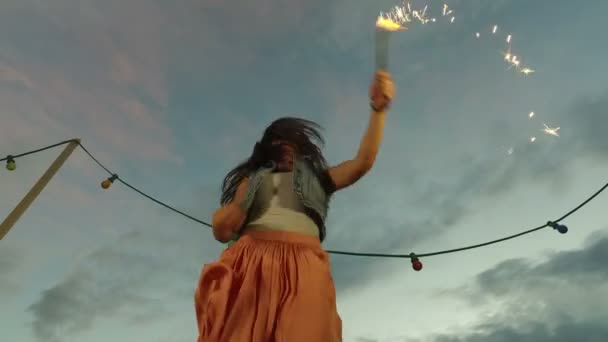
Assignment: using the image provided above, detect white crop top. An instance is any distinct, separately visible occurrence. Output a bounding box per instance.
[246,172,320,237]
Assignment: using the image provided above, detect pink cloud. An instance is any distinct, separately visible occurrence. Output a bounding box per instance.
[0,0,351,170]
[0,65,33,89]
[0,16,179,165]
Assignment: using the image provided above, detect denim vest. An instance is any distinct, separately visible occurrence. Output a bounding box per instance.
[226,156,331,246]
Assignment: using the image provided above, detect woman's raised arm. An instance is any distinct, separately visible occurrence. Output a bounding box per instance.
[328,71,395,191]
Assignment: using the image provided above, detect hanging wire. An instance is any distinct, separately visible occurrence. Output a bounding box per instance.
[78,143,212,227]
[1,139,79,162]
[3,140,607,259]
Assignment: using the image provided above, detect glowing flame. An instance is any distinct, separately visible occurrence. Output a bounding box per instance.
[376,16,406,31]
[542,123,560,137]
[521,68,535,75]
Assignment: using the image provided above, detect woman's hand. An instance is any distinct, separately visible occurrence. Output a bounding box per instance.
[369,70,395,112]
[212,178,249,242]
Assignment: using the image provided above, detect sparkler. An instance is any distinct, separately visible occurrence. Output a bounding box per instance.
[377,1,534,77]
[378,2,453,28]
[377,2,557,156]
[374,2,455,71]
[375,16,405,71]
[377,2,535,77]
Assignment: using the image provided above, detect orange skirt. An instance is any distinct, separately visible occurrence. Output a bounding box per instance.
[194,229,342,342]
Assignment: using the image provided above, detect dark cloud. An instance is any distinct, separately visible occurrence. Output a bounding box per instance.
[432,320,608,342]
[562,91,608,162]
[0,245,22,295]
[425,230,608,342]
[473,233,608,297]
[326,146,573,293]
[327,89,608,293]
[27,208,223,342]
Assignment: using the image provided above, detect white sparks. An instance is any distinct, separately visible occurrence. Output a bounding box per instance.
[542,123,560,137]
[506,34,512,43]
[412,5,430,24]
[379,2,439,27]
[450,16,455,23]
[476,32,480,38]
[520,67,535,75]
[530,136,536,143]
[492,25,498,34]
[442,4,454,16]
[507,147,514,155]
[529,111,535,118]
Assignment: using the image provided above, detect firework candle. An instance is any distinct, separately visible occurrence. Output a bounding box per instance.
[375,16,404,71]
[375,29,390,70]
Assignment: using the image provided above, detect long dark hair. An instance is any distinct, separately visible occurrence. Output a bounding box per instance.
[220,117,335,241]
[220,117,335,239]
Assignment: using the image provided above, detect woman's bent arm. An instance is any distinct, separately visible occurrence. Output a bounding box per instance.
[212,178,249,242]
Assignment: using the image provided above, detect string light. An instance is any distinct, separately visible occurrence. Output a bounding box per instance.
[410,253,423,271]
[5,156,16,171]
[548,221,568,234]
[101,174,118,189]
[2,140,608,273]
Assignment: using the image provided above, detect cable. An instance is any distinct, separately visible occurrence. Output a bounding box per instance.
[78,143,212,227]
[3,140,607,260]
[1,139,78,162]
[330,180,608,258]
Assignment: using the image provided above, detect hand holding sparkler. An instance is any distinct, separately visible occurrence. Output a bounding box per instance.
[370,70,395,112]
[372,16,400,112]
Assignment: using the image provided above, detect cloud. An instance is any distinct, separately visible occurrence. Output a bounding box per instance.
[325,143,572,293]
[0,1,181,165]
[562,91,608,162]
[0,245,23,296]
[424,230,608,342]
[26,208,222,342]
[325,84,608,293]
[431,321,608,342]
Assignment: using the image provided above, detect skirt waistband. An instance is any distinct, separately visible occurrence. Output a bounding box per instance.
[240,229,322,249]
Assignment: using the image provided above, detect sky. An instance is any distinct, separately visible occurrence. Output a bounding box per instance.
[1,0,608,341]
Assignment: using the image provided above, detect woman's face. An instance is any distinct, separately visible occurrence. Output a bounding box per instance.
[271,139,296,170]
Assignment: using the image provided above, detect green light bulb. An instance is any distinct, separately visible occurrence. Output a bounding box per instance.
[6,159,16,171]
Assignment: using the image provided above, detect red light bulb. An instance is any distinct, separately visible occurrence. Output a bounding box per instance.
[410,253,423,271]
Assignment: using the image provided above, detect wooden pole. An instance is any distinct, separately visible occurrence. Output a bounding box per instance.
[0,139,80,240]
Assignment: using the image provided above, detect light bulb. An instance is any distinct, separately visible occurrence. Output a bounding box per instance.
[101,174,118,189]
[6,157,16,171]
[548,221,568,234]
[410,253,423,271]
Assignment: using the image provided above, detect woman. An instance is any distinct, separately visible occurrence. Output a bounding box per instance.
[195,70,395,341]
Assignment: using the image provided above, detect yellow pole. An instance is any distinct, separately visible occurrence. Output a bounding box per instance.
[0,139,80,240]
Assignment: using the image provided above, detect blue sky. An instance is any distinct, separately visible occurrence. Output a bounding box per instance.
[1,0,608,341]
